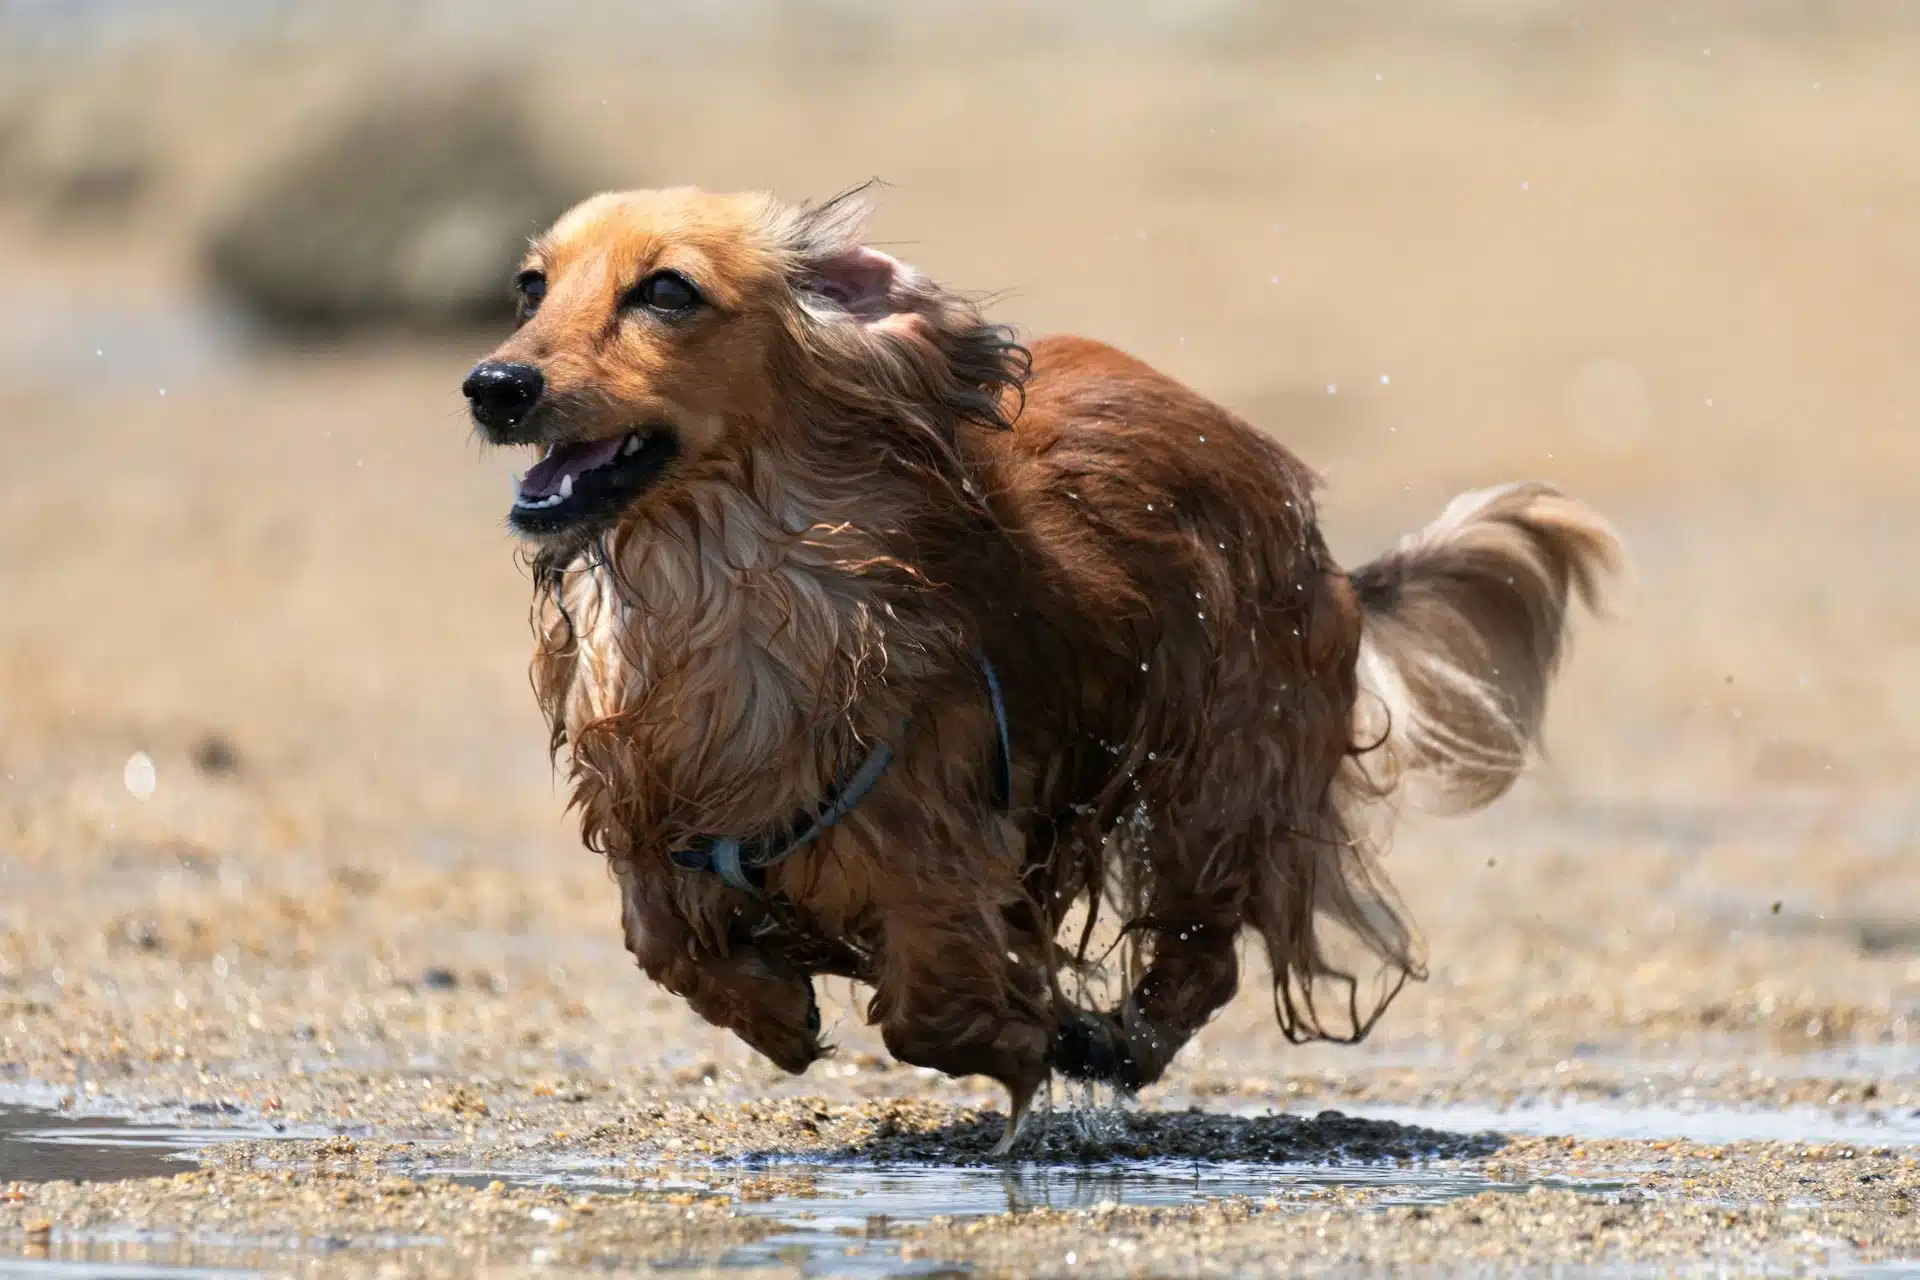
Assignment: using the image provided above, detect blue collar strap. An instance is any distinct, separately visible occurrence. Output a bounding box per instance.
[669,650,1010,895]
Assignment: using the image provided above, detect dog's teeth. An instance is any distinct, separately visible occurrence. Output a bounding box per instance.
[559,474,574,499]
[622,434,641,455]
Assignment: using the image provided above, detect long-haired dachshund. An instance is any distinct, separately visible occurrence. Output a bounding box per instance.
[462,187,1620,1153]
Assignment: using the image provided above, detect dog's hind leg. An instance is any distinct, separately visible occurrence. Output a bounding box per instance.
[1049,834,1247,1091]
[1049,918,1241,1091]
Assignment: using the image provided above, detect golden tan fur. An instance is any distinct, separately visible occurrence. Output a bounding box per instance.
[467,186,1621,1146]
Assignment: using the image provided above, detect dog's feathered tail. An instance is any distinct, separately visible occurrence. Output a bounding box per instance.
[1346,482,1623,813]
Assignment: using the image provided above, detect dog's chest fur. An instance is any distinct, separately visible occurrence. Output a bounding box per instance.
[541,486,915,849]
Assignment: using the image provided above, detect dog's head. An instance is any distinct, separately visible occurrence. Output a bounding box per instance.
[462,186,1024,545]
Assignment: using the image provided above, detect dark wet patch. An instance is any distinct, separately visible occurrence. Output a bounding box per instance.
[846,1105,1503,1166]
[495,1097,1506,1171]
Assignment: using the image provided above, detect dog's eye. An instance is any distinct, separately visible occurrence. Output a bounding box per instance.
[628,270,702,315]
[514,270,547,321]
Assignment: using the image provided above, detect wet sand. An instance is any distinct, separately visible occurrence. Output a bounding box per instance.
[3,11,1919,1275]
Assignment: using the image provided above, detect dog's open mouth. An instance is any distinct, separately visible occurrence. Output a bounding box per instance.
[508,427,680,537]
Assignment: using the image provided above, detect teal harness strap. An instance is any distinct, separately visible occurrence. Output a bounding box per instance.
[977,650,1012,811]
[669,651,1010,895]
[666,731,901,895]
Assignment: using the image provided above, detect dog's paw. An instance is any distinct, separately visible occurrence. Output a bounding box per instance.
[744,974,824,1075]
[1047,1007,1124,1082]
[695,948,824,1075]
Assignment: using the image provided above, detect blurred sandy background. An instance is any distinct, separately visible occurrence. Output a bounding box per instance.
[1,2,1916,1100]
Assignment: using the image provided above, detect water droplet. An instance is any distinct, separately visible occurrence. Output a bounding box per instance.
[123,752,156,800]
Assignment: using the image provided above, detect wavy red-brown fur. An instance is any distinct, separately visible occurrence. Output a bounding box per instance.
[473,186,1617,1136]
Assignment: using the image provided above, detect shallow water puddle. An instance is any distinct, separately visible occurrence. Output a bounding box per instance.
[1331,1099,1920,1148]
[378,1153,1558,1277]
[0,1258,265,1279]
[0,1101,1553,1277]
[0,1105,311,1185]
[456,1153,1521,1216]
[7,1092,1914,1277]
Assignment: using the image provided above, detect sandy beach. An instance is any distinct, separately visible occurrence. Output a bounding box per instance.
[2,6,1917,1273]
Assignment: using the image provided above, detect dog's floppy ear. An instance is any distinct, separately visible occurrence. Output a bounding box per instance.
[785,184,926,330]
[777,186,1026,438]
[802,244,923,330]
[809,246,904,315]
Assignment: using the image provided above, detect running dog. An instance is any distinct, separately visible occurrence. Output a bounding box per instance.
[461,186,1620,1153]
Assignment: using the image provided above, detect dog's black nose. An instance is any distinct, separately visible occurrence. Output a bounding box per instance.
[462,360,545,432]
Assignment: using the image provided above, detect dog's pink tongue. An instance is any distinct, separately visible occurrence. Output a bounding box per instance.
[519,436,626,499]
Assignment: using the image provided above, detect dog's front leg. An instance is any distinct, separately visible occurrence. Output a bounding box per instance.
[867,883,1052,1157]
[617,864,824,1074]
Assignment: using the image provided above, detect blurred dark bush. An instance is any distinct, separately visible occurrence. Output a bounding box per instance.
[204,82,595,335]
